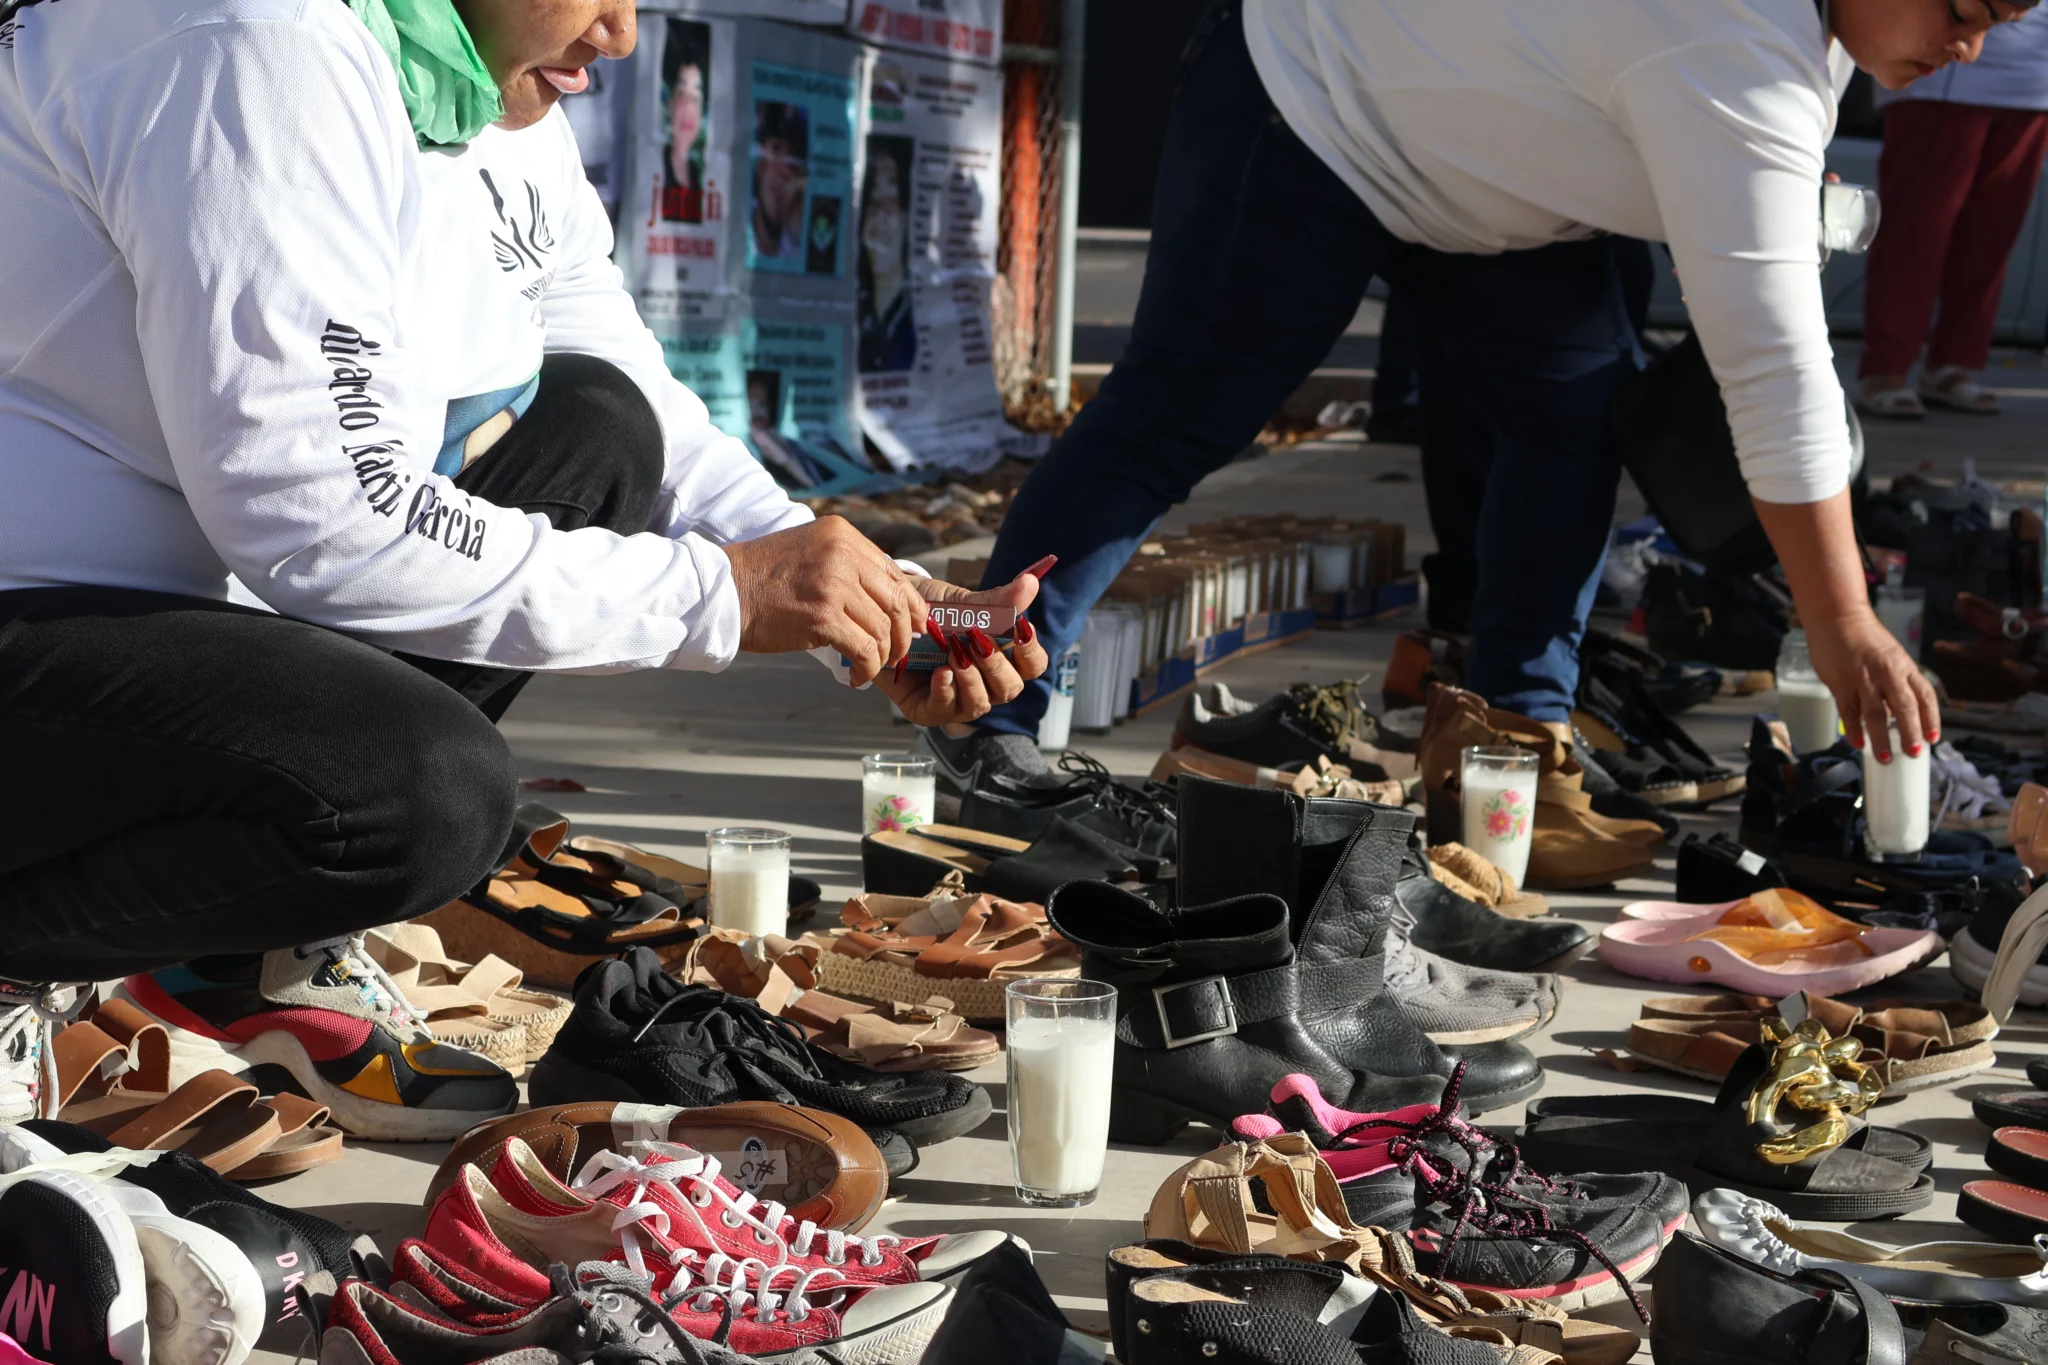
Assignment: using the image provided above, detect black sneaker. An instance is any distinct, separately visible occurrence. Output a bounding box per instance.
[1300,1070,1669,1318]
[22,1119,361,1342]
[529,948,992,1147]
[1172,680,1393,772]
[1122,1261,1502,1365]
[0,1166,148,1364]
[954,751,1177,870]
[917,727,1057,800]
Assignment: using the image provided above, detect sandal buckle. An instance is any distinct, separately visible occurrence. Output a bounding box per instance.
[1151,976,1236,1049]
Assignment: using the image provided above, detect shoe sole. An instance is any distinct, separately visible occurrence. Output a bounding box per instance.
[131,1218,266,1365]
[1688,1167,1936,1221]
[1446,1210,1681,1313]
[1459,1065,1545,1119]
[1950,927,2048,1007]
[115,986,515,1142]
[529,1054,996,1149]
[765,1283,954,1365]
[1425,1019,1544,1046]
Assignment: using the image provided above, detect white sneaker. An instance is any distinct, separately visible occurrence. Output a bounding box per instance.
[0,1128,265,1365]
[0,983,88,1127]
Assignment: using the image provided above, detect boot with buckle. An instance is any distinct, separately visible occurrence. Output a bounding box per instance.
[1173,776,1544,1116]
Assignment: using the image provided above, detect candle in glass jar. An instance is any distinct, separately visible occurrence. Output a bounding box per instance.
[861,754,936,834]
[707,828,790,937]
[1862,735,1929,861]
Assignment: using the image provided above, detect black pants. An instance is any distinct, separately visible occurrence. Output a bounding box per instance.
[0,354,663,981]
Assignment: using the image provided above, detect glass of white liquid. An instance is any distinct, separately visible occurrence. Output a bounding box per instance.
[861,754,936,835]
[1861,729,1930,862]
[706,828,790,938]
[1460,746,1540,888]
[1006,978,1116,1208]
[1776,630,1840,753]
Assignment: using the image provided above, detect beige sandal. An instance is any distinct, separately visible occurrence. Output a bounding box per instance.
[813,877,1078,1022]
[684,930,999,1072]
[1920,365,2000,414]
[1427,843,1549,918]
[1857,376,1926,419]
[364,922,571,1066]
[1143,1134,1635,1365]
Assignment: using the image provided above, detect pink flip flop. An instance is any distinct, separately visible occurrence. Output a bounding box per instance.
[1597,889,1941,994]
[1619,898,1744,922]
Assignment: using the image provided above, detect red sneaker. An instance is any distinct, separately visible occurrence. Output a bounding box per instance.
[422,1157,952,1361]
[490,1136,1011,1283]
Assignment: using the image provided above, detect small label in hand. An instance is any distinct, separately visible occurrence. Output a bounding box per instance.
[847,605,1018,671]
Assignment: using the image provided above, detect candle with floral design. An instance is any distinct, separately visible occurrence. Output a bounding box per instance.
[862,753,937,835]
[1460,746,1540,887]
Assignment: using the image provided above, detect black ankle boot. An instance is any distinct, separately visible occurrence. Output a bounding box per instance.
[1390,829,1591,973]
[1045,881,1429,1144]
[1174,777,1544,1116]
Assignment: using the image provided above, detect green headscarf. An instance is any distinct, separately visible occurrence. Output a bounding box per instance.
[348,0,504,147]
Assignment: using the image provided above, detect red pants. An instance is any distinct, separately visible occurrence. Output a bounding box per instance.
[1861,99,2048,377]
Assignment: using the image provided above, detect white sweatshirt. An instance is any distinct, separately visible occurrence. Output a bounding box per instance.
[0,0,812,672]
[1246,0,1856,504]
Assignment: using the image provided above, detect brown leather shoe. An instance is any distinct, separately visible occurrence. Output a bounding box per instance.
[426,1100,888,1230]
[1419,685,1657,890]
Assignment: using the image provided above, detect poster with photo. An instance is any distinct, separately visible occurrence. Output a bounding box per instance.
[854,50,1015,472]
[621,15,738,322]
[847,0,999,67]
[746,61,857,278]
[659,321,872,493]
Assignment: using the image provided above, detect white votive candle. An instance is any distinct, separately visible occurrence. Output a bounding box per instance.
[1460,746,1540,888]
[861,753,936,835]
[1862,733,1929,861]
[1006,979,1116,1208]
[707,828,790,938]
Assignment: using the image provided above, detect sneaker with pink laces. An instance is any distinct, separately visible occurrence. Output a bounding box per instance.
[422,1152,952,1361]
[494,1137,1014,1284]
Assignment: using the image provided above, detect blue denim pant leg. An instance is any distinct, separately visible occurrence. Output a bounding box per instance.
[1387,237,1643,722]
[973,0,1386,737]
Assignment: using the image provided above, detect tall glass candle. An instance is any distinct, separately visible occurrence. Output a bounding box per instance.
[706,828,790,937]
[1006,978,1116,1208]
[862,753,936,834]
[1460,746,1540,888]
[1862,732,1929,862]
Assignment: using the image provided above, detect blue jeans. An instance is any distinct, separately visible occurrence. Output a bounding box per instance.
[978,0,1640,732]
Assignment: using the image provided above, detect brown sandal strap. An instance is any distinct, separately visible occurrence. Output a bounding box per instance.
[51,1022,127,1111]
[263,1092,332,1138]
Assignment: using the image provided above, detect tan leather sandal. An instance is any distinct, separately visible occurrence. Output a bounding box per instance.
[813,878,1078,1021]
[1427,843,1549,918]
[1144,1134,1635,1365]
[684,930,999,1072]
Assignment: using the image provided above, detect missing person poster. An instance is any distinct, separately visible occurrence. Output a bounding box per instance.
[853,50,1015,472]
[745,61,857,278]
[847,0,999,66]
[620,14,739,321]
[659,320,872,493]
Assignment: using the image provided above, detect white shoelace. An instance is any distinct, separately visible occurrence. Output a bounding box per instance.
[1930,742,2012,829]
[298,933,425,1032]
[575,1143,902,1273]
[0,985,90,1122]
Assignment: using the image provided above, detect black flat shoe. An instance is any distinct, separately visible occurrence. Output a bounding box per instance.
[1975,1089,2048,1131]
[1519,1092,1932,1177]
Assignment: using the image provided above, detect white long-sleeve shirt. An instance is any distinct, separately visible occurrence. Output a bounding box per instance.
[0,0,812,671]
[1246,0,1856,504]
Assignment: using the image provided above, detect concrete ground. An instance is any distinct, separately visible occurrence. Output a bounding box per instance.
[241,325,2048,1361]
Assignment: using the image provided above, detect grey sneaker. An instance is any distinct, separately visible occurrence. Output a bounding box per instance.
[1382,926,1556,1046]
[916,727,1056,798]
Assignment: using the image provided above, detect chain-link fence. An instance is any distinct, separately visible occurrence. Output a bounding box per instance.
[993,0,1075,432]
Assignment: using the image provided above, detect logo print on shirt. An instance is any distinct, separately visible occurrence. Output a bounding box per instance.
[0,0,55,50]
[480,169,554,272]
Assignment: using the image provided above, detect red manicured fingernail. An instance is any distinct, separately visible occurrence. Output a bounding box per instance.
[951,639,973,669]
[1018,615,1036,645]
[1929,730,1941,742]
[893,655,907,684]
[969,628,995,658]
[1905,743,1922,757]
[926,622,949,647]
[1024,554,1058,578]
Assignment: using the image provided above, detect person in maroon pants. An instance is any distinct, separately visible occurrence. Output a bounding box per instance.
[1860,10,2048,418]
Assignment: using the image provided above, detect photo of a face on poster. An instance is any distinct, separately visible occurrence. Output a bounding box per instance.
[660,19,712,224]
[750,101,810,265]
[858,134,917,374]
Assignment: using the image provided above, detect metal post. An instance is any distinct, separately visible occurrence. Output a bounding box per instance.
[1049,0,1086,411]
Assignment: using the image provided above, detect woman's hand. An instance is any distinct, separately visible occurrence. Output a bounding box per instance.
[1803,608,1939,761]
[873,568,1051,726]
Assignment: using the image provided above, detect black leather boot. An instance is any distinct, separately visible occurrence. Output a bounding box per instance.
[1045,881,1424,1143]
[1391,830,1591,972]
[1175,777,1544,1115]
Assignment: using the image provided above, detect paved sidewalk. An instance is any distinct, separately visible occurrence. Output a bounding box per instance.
[247,352,2048,1362]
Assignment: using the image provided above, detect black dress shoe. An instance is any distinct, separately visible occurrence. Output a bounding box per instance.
[1174,777,1544,1116]
[957,753,1177,870]
[1391,832,1590,973]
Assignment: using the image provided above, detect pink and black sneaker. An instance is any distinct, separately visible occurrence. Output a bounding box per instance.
[1233,1067,1679,1317]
